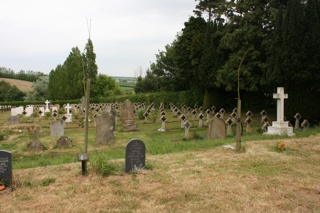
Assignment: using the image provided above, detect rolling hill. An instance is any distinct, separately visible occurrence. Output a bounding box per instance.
[0,78,33,92]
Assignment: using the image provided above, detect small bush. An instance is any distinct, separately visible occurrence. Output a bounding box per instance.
[42,178,56,186]
[91,154,119,176]
[137,109,145,120]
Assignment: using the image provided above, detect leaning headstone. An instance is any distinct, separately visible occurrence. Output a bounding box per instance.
[6,115,20,126]
[125,139,146,173]
[56,136,72,148]
[301,119,310,129]
[27,127,45,151]
[207,118,226,140]
[50,120,65,137]
[0,150,12,186]
[95,111,115,145]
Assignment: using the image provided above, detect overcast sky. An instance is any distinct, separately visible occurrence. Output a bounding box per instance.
[1,0,198,77]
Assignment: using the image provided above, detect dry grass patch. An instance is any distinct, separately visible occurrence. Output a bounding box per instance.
[2,135,319,212]
[0,78,33,92]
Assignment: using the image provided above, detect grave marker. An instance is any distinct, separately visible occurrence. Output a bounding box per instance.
[207,118,226,140]
[264,87,294,136]
[125,139,146,173]
[0,150,12,186]
[184,120,192,139]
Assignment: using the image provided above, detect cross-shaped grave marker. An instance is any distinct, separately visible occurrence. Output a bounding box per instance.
[184,120,192,139]
[273,87,288,122]
[45,100,50,112]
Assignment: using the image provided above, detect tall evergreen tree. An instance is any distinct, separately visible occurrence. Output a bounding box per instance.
[83,38,98,80]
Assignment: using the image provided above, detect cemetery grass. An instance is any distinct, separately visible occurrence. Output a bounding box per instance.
[0,111,320,212]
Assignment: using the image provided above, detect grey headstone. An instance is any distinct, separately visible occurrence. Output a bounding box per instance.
[56,136,72,148]
[27,127,45,151]
[125,139,146,173]
[6,115,20,125]
[50,120,64,137]
[206,118,226,140]
[121,99,138,131]
[95,111,115,145]
[0,150,12,186]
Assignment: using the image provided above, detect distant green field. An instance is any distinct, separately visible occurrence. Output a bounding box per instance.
[119,82,135,88]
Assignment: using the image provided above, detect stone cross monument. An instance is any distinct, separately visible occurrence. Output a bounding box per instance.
[264,87,294,136]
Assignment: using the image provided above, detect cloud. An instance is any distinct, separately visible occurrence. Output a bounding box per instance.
[0,0,197,76]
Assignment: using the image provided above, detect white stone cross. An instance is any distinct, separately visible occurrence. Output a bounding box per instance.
[65,103,72,116]
[45,100,50,112]
[273,87,288,122]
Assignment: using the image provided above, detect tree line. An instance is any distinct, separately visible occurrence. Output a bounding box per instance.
[0,67,45,82]
[135,0,320,121]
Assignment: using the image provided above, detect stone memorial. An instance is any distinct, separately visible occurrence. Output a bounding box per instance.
[27,127,45,151]
[11,106,24,116]
[64,103,72,122]
[264,87,294,136]
[121,99,138,131]
[24,106,34,117]
[207,118,226,140]
[125,139,146,173]
[56,136,72,148]
[95,111,115,145]
[50,120,65,137]
[45,100,50,112]
[7,115,20,126]
[0,150,12,186]
[184,120,192,139]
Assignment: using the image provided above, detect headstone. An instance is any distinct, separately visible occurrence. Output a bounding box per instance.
[0,150,12,186]
[207,118,226,140]
[50,120,65,137]
[264,87,294,136]
[245,117,252,134]
[95,111,115,145]
[158,115,166,132]
[294,113,301,129]
[11,106,24,116]
[45,100,50,112]
[219,108,225,119]
[125,139,146,173]
[24,106,34,117]
[226,118,233,135]
[301,119,310,129]
[6,115,20,126]
[64,103,72,122]
[198,113,204,128]
[56,136,72,148]
[121,99,138,131]
[27,127,45,151]
[184,120,192,138]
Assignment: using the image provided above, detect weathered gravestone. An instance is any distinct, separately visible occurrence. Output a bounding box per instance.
[50,120,64,137]
[27,127,45,151]
[7,115,20,125]
[95,111,115,145]
[125,139,146,173]
[56,136,72,148]
[121,99,138,131]
[206,118,226,140]
[0,150,12,186]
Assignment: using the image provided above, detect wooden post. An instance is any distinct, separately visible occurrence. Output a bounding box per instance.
[82,78,90,175]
